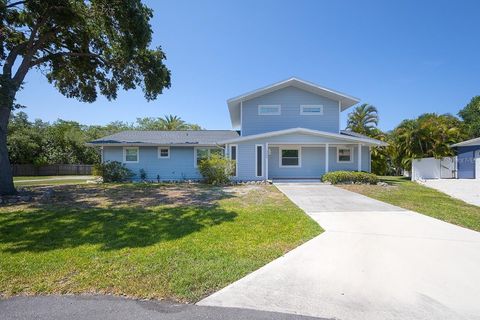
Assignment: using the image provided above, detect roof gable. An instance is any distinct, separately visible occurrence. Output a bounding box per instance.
[227,77,360,129]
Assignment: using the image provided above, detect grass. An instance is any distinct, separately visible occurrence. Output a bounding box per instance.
[13,176,94,187]
[0,183,321,302]
[339,176,480,232]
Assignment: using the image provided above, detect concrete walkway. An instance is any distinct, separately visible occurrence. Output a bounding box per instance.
[198,183,480,320]
[420,179,480,207]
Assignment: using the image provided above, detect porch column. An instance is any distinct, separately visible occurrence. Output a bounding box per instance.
[265,143,269,181]
[325,143,329,173]
[358,143,362,172]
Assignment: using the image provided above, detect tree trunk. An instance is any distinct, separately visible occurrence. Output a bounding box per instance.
[0,100,16,195]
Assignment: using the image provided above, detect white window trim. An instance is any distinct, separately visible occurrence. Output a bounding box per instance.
[194,147,224,168]
[300,104,323,115]
[255,144,264,177]
[337,146,354,163]
[229,144,238,177]
[123,146,139,163]
[279,147,302,168]
[258,104,281,115]
[158,146,170,159]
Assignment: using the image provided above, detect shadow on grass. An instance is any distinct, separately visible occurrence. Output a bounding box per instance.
[0,204,237,253]
[379,176,410,186]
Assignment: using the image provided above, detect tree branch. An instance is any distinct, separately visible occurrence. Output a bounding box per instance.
[6,1,25,8]
[2,42,27,76]
[30,51,106,67]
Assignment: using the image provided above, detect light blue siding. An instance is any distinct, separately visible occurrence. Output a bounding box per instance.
[103,146,213,181]
[268,147,326,179]
[328,146,370,172]
[241,86,340,136]
[230,138,372,180]
[456,145,479,179]
[234,143,264,181]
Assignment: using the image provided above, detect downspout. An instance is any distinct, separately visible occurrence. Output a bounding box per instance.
[240,101,243,136]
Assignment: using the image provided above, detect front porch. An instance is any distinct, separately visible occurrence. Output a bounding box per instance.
[265,143,368,180]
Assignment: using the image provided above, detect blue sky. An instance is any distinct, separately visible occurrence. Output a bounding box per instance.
[15,0,480,131]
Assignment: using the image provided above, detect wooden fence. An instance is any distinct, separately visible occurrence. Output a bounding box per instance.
[11,164,93,176]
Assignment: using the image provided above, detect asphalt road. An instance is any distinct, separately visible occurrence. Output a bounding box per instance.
[0,295,327,320]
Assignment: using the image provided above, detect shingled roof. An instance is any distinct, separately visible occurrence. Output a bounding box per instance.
[87,130,239,146]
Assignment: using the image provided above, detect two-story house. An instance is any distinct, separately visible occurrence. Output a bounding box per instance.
[88,78,387,181]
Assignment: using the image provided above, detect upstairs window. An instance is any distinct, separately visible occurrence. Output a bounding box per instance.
[300,105,323,115]
[258,105,281,115]
[158,147,170,158]
[123,147,139,163]
[337,147,353,163]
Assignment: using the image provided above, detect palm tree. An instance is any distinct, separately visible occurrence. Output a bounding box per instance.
[346,104,379,135]
[160,115,187,130]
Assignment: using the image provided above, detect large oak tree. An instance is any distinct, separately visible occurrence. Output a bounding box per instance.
[0,0,171,195]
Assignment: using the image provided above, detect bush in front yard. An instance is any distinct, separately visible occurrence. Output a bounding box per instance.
[198,154,235,185]
[94,161,135,182]
[322,171,378,185]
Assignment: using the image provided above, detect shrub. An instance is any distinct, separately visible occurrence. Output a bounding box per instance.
[92,163,103,177]
[322,171,378,185]
[139,168,147,181]
[198,154,235,185]
[94,161,135,182]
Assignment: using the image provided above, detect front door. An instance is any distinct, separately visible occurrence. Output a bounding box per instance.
[476,150,480,179]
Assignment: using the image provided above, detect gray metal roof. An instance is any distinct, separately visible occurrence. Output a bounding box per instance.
[451,136,480,147]
[87,130,239,146]
[340,130,388,146]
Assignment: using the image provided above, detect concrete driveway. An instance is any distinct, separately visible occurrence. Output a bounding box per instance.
[420,179,480,207]
[198,183,480,320]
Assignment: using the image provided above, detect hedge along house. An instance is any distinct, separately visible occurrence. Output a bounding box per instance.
[451,137,480,179]
[88,78,387,181]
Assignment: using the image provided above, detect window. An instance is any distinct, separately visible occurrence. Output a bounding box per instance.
[123,147,139,163]
[258,105,281,115]
[230,145,237,177]
[195,148,224,167]
[300,105,323,115]
[280,148,301,167]
[337,147,353,163]
[256,145,263,177]
[158,147,170,159]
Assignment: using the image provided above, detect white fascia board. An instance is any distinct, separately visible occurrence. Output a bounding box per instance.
[218,127,387,146]
[85,143,222,147]
[227,77,360,109]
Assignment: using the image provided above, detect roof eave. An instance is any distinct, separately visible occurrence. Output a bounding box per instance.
[219,127,386,146]
[85,143,224,147]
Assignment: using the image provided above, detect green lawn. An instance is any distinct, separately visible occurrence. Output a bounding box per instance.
[340,176,480,232]
[13,176,94,187]
[0,183,321,301]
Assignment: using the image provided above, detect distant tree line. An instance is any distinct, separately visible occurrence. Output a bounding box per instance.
[8,96,480,172]
[7,113,202,165]
[346,96,480,175]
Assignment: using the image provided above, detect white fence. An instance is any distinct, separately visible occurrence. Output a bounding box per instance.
[411,157,456,181]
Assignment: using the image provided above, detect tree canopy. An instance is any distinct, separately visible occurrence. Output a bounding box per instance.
[0,0,171,195]
[7,112,202,165]
[346,103,468,175]
[458,96,480,138]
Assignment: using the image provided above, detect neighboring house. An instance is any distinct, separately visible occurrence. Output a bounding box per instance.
[87,77,386,181]
[451,137,480,179]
